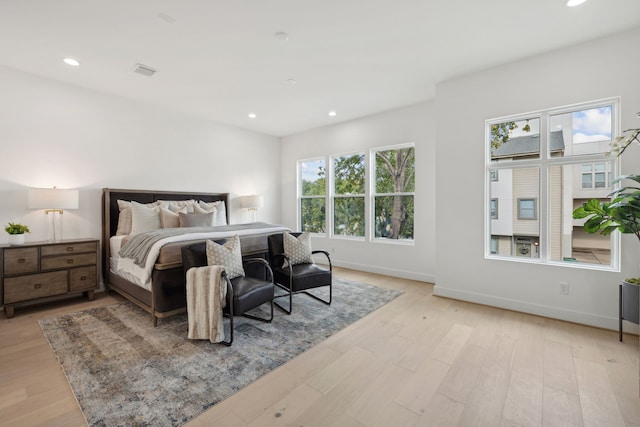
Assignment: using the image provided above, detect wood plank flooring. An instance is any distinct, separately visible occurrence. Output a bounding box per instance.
[0,268,638,427]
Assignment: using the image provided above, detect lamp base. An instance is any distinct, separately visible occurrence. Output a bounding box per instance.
[47,211,64,242]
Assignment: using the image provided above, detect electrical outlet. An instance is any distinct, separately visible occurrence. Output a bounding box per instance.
[559,281,569,295]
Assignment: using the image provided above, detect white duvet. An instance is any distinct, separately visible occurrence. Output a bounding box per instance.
[110,225,289,290]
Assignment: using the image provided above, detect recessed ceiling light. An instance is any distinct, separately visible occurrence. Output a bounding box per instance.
[63,58,80,66]
[248,113,257,119]
[328,111,337,117]
[274,31,289,41]
[566,0,587,7]
[287,78,297,85]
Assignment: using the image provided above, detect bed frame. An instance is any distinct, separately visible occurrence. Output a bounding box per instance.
[102,188,231,325]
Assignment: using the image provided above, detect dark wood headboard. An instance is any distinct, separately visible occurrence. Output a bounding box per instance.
[101,188,229,278]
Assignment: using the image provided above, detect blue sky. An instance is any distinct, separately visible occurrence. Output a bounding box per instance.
[572,106,611,143]
[300,159,325,182]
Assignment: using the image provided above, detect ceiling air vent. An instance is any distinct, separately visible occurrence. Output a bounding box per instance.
[133,63,157,77]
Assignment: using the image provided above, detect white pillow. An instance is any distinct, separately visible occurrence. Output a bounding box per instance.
[165,200,197,213]
[206,236,245,279]
[283,232,313,266]
[117,200,163,235]
[130,201,162,234]
[198,201,227,226]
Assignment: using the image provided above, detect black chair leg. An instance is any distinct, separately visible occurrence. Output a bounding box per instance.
[273,283,332,314]
[243,300,274,323]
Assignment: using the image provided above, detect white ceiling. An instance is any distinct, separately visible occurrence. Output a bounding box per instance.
[1,0,639,137]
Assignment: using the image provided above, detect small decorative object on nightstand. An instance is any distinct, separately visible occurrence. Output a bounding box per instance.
[4,222,30,246]
[1,238,99,318]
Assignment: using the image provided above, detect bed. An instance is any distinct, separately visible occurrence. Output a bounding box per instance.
[102,188,289,325]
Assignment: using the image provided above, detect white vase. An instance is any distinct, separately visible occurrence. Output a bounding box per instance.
[8,234,25,246]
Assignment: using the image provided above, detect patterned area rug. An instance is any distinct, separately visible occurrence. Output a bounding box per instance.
[39,278,402,427]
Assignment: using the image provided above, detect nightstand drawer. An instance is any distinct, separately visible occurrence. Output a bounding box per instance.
[41,242,96,257]
[3,248,39,275]
[69,266,97,291]
[41,253,97,270]
[4,271,68,303]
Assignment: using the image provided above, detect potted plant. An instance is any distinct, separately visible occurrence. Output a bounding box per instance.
[4,222,30,246]
[572,114,640,339]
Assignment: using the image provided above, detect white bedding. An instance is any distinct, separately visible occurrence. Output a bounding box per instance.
[110,225,289,290]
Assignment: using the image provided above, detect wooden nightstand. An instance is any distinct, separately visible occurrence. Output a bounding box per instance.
[1,238,99,318]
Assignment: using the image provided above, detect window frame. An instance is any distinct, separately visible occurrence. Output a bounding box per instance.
[517,198,537,220]
[485,98,621,271]
[371,143,416,244]
[490,198,498,219]
[330,151,367,240]
[298,157,327,235]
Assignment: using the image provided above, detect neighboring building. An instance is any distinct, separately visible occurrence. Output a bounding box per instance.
[490,117,612,264]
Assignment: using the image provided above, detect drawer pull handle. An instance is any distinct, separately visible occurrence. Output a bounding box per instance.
[80,276,87,281]
[67,259,74,264]
[66,247,74,252]
[34,283,42,289]
[17,258,26,264]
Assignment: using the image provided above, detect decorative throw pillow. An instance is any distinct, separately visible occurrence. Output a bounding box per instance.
[130,201,162,234]
[206,235,245,279]
[179,212,215,227]
[283,232,313,266]
[198,201,227,226]
[159,206,188,228]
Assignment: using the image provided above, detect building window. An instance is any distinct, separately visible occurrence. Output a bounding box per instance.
[486,100,618,268]
[490,199,498,219]
[581,163,611,189]
[372,144,415,240]
[332,153,365,237]
[517,198,537,220]
[299,158,326,233]
[490,236,498,254]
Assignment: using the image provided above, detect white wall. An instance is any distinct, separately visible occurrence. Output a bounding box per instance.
[280,102,436,282]
[0,65,281,249]
[435,28,640,330]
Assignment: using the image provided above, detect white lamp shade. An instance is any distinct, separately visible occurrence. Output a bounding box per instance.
[28,188,79,210]
[242,195,264,209]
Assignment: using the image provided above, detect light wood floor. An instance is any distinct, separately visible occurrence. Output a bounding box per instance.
[1,268,638,427]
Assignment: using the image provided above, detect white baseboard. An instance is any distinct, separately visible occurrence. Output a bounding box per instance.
[328,260,435,283]
[433,285,626,331]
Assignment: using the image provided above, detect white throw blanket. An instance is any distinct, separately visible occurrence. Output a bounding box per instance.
[186,265,228,343]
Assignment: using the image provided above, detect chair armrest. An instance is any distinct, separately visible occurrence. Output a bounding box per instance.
[243,257,274,283]
[312,250,332,271]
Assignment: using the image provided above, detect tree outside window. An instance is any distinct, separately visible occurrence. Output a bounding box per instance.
[373,145,415,240]
[333,154,365,237]
[299,159,326,233]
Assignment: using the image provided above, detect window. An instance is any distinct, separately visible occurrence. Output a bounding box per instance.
[490,199,498,219]
[373,145,415,240]
[299,158,326,233]
[581,163,611,189]
[486,100,618,268]
[490,236,498,254]
[332,153,365,237]
[518,198,537,220]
